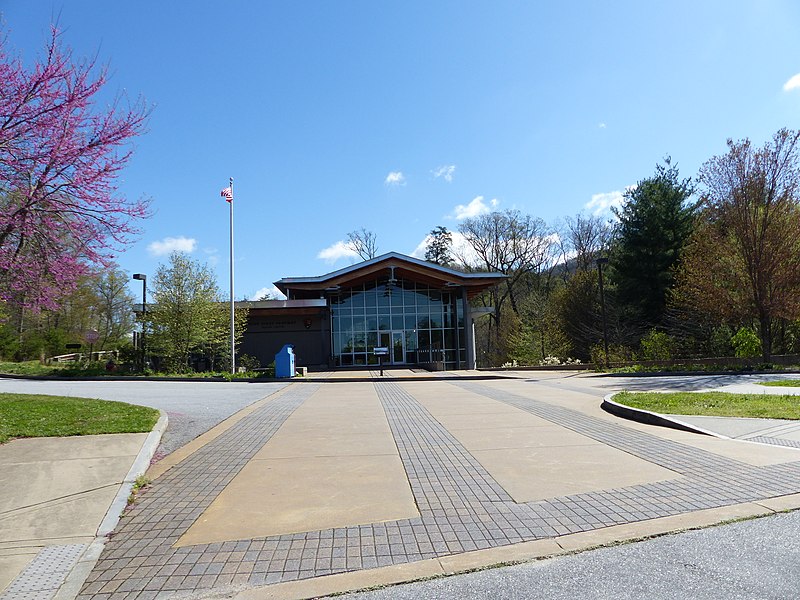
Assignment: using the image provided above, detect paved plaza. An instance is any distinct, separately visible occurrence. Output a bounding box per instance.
[2,371,800,599]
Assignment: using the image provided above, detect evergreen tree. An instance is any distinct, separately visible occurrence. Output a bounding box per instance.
[610,158,695,330]
[424,226,453,265]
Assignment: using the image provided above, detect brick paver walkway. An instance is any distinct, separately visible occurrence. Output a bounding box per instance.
[78,379,800,598]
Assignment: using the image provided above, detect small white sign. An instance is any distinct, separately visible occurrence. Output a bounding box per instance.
[373,347,389,355]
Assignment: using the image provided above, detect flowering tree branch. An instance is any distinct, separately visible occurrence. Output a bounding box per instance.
[0,26,151,311]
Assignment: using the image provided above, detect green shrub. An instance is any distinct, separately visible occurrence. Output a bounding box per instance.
[731,327,761,358]
[709,324,734,357]
[237,353,261,371]
[639,329,675,361]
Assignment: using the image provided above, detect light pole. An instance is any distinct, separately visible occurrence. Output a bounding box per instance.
[133,273,147,371]
[595,258,610,368]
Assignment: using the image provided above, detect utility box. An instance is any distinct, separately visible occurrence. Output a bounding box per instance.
[275,344,295,378]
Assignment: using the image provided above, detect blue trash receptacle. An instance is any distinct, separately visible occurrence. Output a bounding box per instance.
[275,344,295,378]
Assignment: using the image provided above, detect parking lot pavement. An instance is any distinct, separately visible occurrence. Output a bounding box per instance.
[0,379,288,457]
[54,374,800,599]
[339,509,800,600]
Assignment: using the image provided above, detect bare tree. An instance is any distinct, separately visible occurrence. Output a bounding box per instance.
[559,212,613,273]
[347,228,378,260]
[457,210,557,364]
[675,128,800,361]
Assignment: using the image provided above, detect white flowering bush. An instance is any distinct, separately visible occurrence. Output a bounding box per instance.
[539,356,582,366]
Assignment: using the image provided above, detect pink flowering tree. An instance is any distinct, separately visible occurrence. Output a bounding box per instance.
[0,26,151,312]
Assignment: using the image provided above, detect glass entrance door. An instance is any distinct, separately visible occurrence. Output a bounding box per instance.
[392,331,405,364]
[379,331,406,365]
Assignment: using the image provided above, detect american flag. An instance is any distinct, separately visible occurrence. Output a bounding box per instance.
[220,187,233,203]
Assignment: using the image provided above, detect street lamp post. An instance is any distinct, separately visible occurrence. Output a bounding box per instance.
[133,273,147,371]
[595,258,610,368]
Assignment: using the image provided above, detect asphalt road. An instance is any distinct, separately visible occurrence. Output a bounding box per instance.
[342,510,800,600]
[0,378,288,457]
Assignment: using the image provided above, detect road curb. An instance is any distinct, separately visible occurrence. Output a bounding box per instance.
[53,410,168,600]
[601,393,727,438]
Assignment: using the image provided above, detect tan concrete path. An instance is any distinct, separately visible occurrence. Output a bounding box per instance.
[177,383,417,545]
[70,373,800,600]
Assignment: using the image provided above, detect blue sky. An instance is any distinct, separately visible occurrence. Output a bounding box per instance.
[3,1,800,300]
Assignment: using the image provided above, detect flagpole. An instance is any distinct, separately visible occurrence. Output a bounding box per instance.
[229,176,235,375]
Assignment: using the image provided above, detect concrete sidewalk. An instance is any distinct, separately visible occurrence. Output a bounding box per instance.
[0,414,166,600]
[662,379,800,448]
[66,375,800,599]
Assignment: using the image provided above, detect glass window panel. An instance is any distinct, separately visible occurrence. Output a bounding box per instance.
[404,315,417,330]
[391,315,404,330]
[444,329,455,349]
[418,329,431,348]
[367,354,379,365]
[341,354,353,366]
[429,311,443,328]
[354,353,366,365]
[352,315,365,331]
[405,330,418,351]
[366,315,378,330]
[339,316,352,333]
[377,286,391,308]
[353,334,366,352]
[367,331,378,349]
[431,329,444,348]
[333,333,342,354]
[378,315,391,330]
[391,302,404,314]
[342,334,354,352]
[351,292,365,308]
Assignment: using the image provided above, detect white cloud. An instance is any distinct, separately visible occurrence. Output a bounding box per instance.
[598,122,607,129]
[317,240,359,264]
[203,247,219,266]
[450,196,499,220]
[147,236,197,257]
[783,73,800,91]
[584,187,634,217]
[432,165,456,182]
[252,285,285,301]
[410,235,431,259]
[385,171,406,186]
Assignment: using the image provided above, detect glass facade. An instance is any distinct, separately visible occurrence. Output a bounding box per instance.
[330,277,466,369]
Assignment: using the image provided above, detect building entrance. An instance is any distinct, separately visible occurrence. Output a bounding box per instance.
[379,331,406,365]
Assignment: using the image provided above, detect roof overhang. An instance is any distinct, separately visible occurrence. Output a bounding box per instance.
[275,252,505,300]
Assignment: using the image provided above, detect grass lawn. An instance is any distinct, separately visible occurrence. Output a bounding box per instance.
[758,380,800,387]
[613,391,800,420]
[0,393,160,443]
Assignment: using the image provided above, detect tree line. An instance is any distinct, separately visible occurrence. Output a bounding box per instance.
[2,26,799,369]
[403,130,800,366]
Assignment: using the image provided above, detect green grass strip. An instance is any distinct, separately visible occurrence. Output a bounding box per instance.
[758,380,800,387]
[614,391,800,420]
[0,393,160,444]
